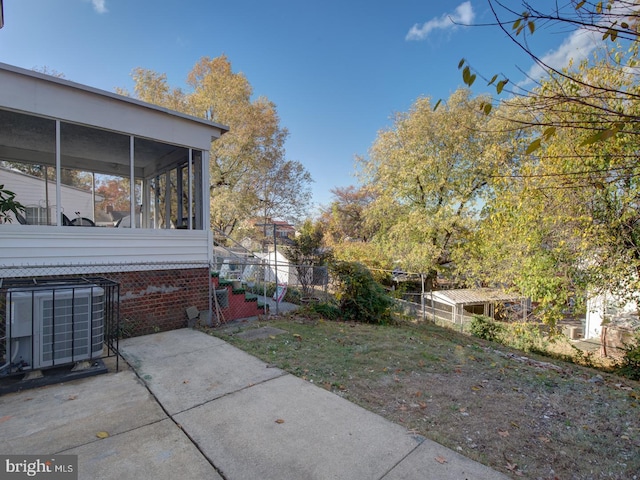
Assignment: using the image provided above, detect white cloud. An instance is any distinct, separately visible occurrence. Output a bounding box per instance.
[519,2,635,87]
[89,0,108,14]
[406,1,474,41]
[520,29,600,86]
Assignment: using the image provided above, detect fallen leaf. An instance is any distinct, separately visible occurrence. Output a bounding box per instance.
[538,436,551,443]
[275,419,285,424]
[268,335,276,339]
[498,430,509,437]
[471,385,482,391]
[67,395,78,400]
[419,402,428,409]
[505,462,518,472]
[96,431,110,439]
[435,456,448,464]
[415,390,422,398]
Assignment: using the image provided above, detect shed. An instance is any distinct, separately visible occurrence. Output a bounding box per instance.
[425,288,528,325]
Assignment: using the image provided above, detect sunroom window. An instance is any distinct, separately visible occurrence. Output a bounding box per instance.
[0,108,205,230]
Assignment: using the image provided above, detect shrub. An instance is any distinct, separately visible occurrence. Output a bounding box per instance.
[505,321,548,354]
[329,261,395,324]
[616,331,640,381]
[305,301,342,320]
[469,315,504,342]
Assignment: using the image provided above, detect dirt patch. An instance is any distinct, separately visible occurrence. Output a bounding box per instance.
[208,317,640,480]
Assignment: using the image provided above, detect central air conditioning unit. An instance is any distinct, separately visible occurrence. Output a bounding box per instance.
[5,286,105,371]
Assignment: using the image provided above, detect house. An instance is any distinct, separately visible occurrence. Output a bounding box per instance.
[0,62,228,336]
[253,218,296,246]
[0,165,104,225]
[583,292,639,358]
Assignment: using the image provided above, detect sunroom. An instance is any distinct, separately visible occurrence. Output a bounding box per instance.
[0,62,228,336]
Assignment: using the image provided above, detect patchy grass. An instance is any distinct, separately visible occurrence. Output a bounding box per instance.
[206,316,640,480]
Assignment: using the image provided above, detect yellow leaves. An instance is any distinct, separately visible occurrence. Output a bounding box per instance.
[275,418,285,424]
[602,25,619,42]
[458,59,476,87]
[462,66,477,87]
[96,431,110,439]
[526,139,541,155]
[525,126,557,155]
[512,16,535,36]
[580,123,624,145]
[496,79,508,95]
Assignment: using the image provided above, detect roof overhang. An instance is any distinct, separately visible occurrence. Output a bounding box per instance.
[429,288,525,307]
[0,62,229,151]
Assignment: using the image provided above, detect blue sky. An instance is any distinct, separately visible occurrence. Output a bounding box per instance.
[0,0,598,214]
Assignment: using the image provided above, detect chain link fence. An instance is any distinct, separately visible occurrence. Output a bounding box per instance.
[1,260,212,342]
[210,252,329,323]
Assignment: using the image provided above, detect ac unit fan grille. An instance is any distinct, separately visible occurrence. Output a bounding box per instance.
[41,294,105,364]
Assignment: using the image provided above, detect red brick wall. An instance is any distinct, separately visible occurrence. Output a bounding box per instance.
[107,267,210,337]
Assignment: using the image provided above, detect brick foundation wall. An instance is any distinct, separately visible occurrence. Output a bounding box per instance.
[0,267,210,342]
[107,267,210,337]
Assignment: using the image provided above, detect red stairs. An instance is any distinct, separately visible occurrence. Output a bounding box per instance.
[211,273,268,322]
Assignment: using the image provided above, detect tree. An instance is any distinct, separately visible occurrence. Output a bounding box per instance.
[257,156,313,227]
[319,185,377,244]
[123,55,312,237]
[116,68,189,113]
[467,54,640,325]
[460,1,640,150]
[95,177,131,211]
[359,88,517,287]
[283,219,331,298]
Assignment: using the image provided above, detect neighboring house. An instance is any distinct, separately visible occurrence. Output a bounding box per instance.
[0,166,104,224]
[585,293,639,339]
[253,218,296,246]
[0,62,228,335]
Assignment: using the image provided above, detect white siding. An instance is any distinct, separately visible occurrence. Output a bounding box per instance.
[0,225,213,276]
[0,168,101,223]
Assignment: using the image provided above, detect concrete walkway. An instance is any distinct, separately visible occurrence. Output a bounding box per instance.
[0,328,510,479]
